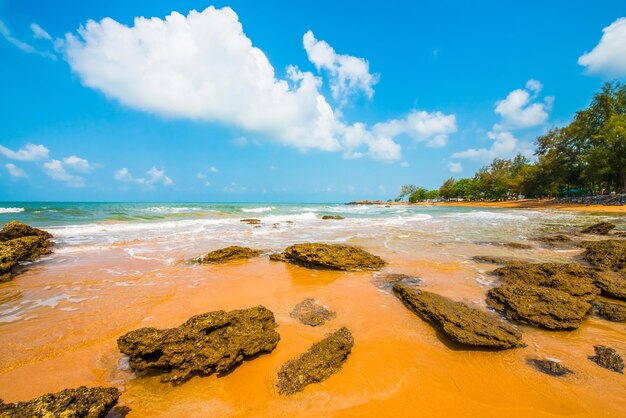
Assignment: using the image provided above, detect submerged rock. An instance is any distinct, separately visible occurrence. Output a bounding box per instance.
[528,359,573,377]
[118,306,280,383]
[502,242,533,249]
[487,284,592,330]
[276,327,353,395]
[321,215,345,220]
[582,222,616,235]
[0,386,120,418]
[531,234,572,243]
[275,243,385,271]
[596,300,626,322]
[372,273,421,291]
[196,246,262,264]
[290,299,336,327]
[582,240,626,272]
[393,284,523,349]
[492,262,600,301]
[472,255,520,265]
[240,218,261,225]
[0,222,53,282]
[588,345,624,373]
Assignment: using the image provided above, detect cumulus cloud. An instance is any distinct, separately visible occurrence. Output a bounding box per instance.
[0,143,49,161]
[0,20,56,59]
[5,163,28,178]
[452,131,532,161]
[43,159,84,187]
[447,161,463,173]
[63,155,94,172]
[209,166,219,173]
[493,79,553,130]
[62,6,455,161]
[579,18,626,76]
[303,30,378,102]
[115,167,173,187]
[374,111,457,148]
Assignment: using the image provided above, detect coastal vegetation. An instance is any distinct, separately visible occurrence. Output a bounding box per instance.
[398,82,626,202]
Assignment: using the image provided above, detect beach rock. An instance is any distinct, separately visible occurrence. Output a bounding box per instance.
[372,273,421,291]
[531,234,572,243]
[588,345,624,373]
[596,300,626,322]
[472,255,520,265]
[393,284,523,349]
[0,222,53,282]
[118,306,280,383]
[240,218,261,225]
[502,242,533,249]
[276,327,353,395]
[582,240,626,272]
[321,215,345,220]
[196,246,262,264]
[528,359,573,377]
[0,386,120,418]
[487,284,592,330]
[290,299,336,327]
[594,272,626,300]
[492,262,600,301]
[582,222,616,235]
[275,243,385,271]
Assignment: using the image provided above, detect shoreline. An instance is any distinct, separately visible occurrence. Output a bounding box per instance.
[347,199,626,214]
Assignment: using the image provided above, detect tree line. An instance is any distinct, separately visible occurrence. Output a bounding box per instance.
[397,82,626,203]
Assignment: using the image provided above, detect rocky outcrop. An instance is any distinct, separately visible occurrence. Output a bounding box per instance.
[582,222,616,235]
[0,386,120,418]
[272,243,385,271]
[290,299,336,327]
[531,234,572,244]
[492,262,600,301]
[0,221,53,282]
[487,284,592,330]
[321,215,345,220]
[594,272,626,300]
[393,284,523,349]
[582,240,626,272]
[118,306,280,383]
[528,359,573,377]
[502,242,533,249]
[588,345,624,373]
[276,327,353,395]
[196,246,262,264]
[596,300,626,322]
[240,218,261,225]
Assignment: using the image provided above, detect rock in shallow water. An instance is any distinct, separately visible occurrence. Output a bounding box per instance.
[596,300,626,322]
[528,359,573,377]
[393,284,523,349]
[274,243,385,271]
[487,283,592,330]
[117,306,280,383]
[0,386,120,418]
[582,222,616,235]
[321,215,345,220]
[588,345,624,373]
[196,246,262,264]
[372,273,421,291]
[276,327,353,395]
[0,221,53,282]
[290,299,336,327]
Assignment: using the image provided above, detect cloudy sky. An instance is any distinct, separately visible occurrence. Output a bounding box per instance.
[1,0,625,202]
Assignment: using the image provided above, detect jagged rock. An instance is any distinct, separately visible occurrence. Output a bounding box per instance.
[118,306,280,383]
[196,246,262,264]
[487,284,592,330]
[582,222,616,235]
[393,284,523,349]
[0,222,53,282]
[0,386,120,418]
[290,299,336,327]
[492,262,600,301]
[583,240,626,272]
[528,359,573,377]
[594,272,626,300]
[276,327,353,395]
[269,253,287,262]
[321,215,345,220]
[596,300,626,322]
[240,218,261,225]
[588,345,624,373]
[472,255,520,265]
[372,273,421,291]
[274,243,385,271]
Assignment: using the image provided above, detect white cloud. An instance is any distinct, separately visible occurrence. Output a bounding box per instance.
[209,166,219,173]
[373,110,457,148]
[579,17,626,76]
[115,166,172,187]
[62,6,455,162]
[447,161,463,173]
[196,172,207,180]
[452,131,532,161]
[493,80,552,130]
[0,143,50,161]
[303,30,378,102]
[5,163,28,178]
[43,159,84,187]
[31,23,52,41]
[63,155,93,172]
[0,20,56,59]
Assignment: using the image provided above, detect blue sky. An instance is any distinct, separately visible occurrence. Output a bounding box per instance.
[1,0,625,202]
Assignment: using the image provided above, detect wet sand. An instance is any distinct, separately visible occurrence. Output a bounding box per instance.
[0,238,625,417]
